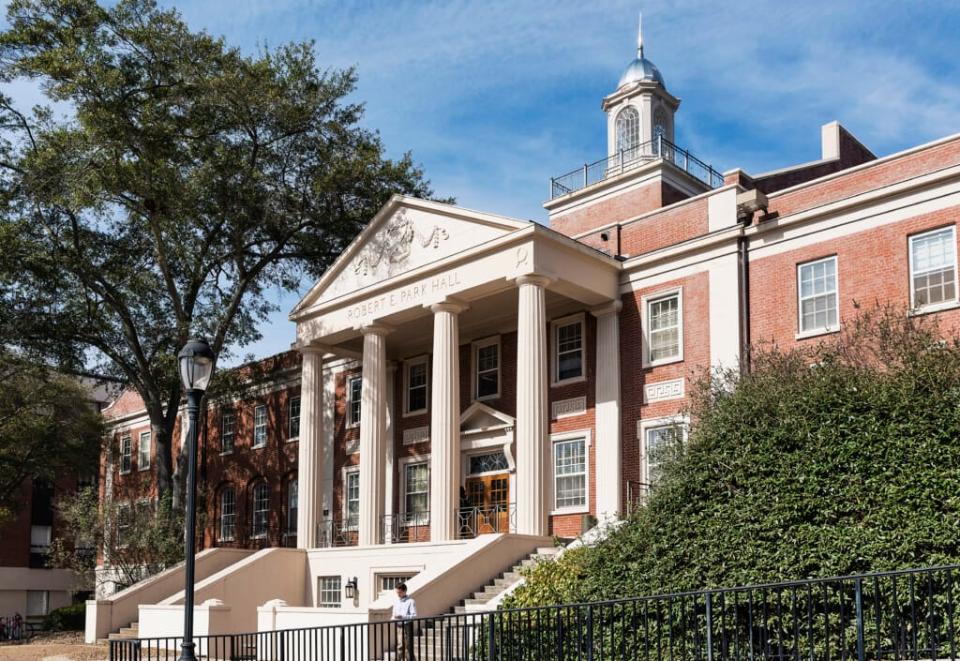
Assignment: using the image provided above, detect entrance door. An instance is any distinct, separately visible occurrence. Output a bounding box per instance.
[462,474,510,536]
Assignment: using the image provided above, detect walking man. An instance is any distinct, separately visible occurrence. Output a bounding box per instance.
[393,582,417,660]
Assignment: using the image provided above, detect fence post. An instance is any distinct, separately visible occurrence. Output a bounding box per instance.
[705,592,715,661]
[582,163,588,188]
[855,578,866,661]
[279,629,286,661]
[549,177,555,200]
[487,613,497,661]
[587,604,595,661]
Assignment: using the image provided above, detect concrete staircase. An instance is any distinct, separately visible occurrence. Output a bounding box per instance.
[400,546,559,660]
[103,620,139,643]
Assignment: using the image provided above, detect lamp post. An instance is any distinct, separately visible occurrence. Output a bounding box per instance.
[177,338,216,661]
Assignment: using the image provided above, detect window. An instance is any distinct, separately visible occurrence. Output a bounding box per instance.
[137,431,151,471]
[347,376,362,427]
[646,292,682,364]
[26,591,49,618]
[405,358,429,415]
[403,462,429,521]
[288,396,301,440]
[344,469,360,527]
[615,106,640,154]
[286,478,298,536]
[30,525,51,554]
[119,435,132,474]
[221,410,236,453]
[116,503,131,547]
[378,574,415,593]
[553,317,584,384]
[468,450,509,476]
[474,338,500,400]
[797,256,839,334]
[251,481,269,539]
[318,576,341,607]
[253,405,268,448]
[644,424,682,487]
[219,486,236,542]
[553,437,587,510]
[653,108,668,144]
[910,227,957,309]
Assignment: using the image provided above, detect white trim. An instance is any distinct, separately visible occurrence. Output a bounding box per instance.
[250,480,270,540]
[287,395,301,442]
[398,454,431,523]
[472,335,501,401]
[463,448,512,478]
[341,466,361,530]
[119,434,132,475]
[346,374,362,429]
[551,313,587,387]
[796,255,840,336]
[136,431,151,472]
[402,355,430,417]
[908,225,958,312]
[220,409,237,454]
[252,404,268,449]
[637,416,689,488]
[218,484,237,543]
[641,287,684,367]
[549,429,592,516]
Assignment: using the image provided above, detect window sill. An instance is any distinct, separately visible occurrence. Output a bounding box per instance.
[402,409,428,418]
[643,356,683,369]
[795,326,840,340]
[475,393,500,403]
[550,507,590,517]
[550,375,586,389]
[346,422,360,430]
[119,470,131,476]
[286,437,299,444]
[251,444,267,451]
[219,450,234,456]
[910,301,960,316]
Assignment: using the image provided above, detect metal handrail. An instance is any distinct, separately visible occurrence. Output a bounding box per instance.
[550,136,724,199]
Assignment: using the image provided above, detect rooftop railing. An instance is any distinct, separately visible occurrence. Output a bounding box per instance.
[550,136,724,200]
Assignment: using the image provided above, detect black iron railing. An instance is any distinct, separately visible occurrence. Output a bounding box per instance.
[380,511,431,544]
[316,517,358,548]
[550,137,724,200]
[110,564,960,661]
[626,480,653,515]
[458,503,517,539]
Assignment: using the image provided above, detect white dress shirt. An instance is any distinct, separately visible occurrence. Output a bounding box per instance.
[392,595,417,620]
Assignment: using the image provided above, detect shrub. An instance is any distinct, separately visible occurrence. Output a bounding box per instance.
[43,603,85,631]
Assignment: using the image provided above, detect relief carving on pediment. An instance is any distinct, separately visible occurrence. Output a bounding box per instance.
[353,210,450,277]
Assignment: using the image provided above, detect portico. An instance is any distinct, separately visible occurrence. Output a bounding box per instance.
[289,196,621,548]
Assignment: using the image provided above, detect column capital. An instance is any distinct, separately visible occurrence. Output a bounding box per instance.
[293,342,327,356]
[427,298,469,315]
[590,300,623,318]
[359,322,394,337]
[514,274,554,288]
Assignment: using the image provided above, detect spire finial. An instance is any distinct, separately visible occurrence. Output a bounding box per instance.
[637,11,644,58]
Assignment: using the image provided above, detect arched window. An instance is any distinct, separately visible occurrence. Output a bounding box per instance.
[615,107,640,154]
[653,108,668,144]
[251,481,269,540]
[286,477,298,538]
[218,485,236,542]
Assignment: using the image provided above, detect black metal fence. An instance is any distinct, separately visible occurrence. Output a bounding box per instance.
[109,564,960,661]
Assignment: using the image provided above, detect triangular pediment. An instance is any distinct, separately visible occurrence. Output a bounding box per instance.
[460,401,515,435]
[293,196,529,315]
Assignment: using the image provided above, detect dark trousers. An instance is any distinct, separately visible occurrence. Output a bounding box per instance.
[398,620,417,661]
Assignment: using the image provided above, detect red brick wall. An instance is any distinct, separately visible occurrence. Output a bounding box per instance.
[620,271,711,504]
[750,206,960,348]
[550,180,667,238]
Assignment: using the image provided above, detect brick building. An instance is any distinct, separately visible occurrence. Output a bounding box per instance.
[0,375,119,624]
[91,21,960,641]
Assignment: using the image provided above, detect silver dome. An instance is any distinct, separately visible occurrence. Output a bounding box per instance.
[618,55,665,89]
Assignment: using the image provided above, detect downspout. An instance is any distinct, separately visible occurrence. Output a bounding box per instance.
[737,231,751,373]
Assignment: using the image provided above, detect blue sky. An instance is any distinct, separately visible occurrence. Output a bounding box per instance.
[11,1,960,363]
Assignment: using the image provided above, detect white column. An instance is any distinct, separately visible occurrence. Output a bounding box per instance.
[358,325,391,546]
[296,347,325,549]
[429,300,468,541]
[515,275,551,537]
[383,363,397,543]
[591,302,622,522]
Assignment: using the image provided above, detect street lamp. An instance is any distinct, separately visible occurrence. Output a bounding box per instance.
[177,338,215,661]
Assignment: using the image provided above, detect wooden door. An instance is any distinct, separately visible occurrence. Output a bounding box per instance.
[463,474,510,535]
